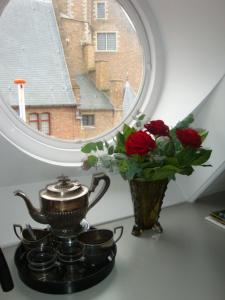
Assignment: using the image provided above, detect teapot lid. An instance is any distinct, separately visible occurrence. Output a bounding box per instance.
[40,176,88,201]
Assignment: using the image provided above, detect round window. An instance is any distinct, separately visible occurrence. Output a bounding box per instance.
[0,0,162,165]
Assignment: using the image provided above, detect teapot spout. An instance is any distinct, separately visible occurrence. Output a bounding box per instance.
[14,190,48,224]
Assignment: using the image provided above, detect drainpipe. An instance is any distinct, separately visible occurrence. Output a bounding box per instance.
[14,79,26,122]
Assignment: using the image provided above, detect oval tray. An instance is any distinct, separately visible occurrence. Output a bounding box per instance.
[14,244,116,294]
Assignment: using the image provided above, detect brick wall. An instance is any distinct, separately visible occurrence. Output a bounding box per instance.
[80,110,115,139]
[53,0,142,94]
[25,106,81,140]
[91,0,143,94]
[53,0,87,77]
[43,0,143,140]
[15,106,117,141]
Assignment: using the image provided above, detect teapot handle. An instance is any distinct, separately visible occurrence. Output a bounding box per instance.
[87,172,110,212]
[13,224,23,241]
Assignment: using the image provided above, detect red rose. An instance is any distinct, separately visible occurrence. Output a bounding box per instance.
[176,128,202,148]
[125,131,156,156]
[144,120,169,136]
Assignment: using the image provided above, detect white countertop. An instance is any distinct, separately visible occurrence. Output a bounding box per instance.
[1,195,225,300]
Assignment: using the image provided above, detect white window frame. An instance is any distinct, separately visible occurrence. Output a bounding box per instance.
[0,0,164,166]
[95,1,106,20]
[96,31,118,52]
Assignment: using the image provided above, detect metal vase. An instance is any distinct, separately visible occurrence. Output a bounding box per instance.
[129,179,168,236]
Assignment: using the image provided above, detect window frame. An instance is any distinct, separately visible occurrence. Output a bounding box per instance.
[0,0,164,166]
[96,31,118,52]
[96,1,106,20]
[39,112,51,135]
[28,112,51,135]
[82,114,95,127]
[28,113,39,131]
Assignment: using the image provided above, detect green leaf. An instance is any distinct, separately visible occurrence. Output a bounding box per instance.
[175,114,194,129]
[135,121,142,128]
[115,132,125,153]
[165,157,179,167]
[96,141,103,151]
[108,145,114,155]
[118,159,141,180]
[86,155,98,167]
[104,140,109,149]
[100,156,113,169]
[178,166,194,176]
[126,162,141,180]
[143,168,155,181]
[176,148,196,166]
[164,141,175,156]
[198,129,208,143]
[118,160,129,173]
[192,149,212,165]
[81,142,97,153]
[123,124,136,140]
[150,165,180,181]
[137,114,145,121]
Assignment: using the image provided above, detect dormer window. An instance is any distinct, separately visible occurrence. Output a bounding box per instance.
[96,2,106,19]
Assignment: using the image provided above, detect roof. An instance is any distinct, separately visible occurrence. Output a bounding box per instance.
[0,0,76,106]
[0,0,9,16]
[76,75,114,110]
[123,81,136,115]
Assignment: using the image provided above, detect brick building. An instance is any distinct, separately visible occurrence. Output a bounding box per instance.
[52,0,143,139]
[0,0,142,140]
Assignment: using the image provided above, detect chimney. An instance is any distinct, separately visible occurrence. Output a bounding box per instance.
[95,60,109,91]
[83,44,95,72]
[14,79,26,122]
[110,79,124,109]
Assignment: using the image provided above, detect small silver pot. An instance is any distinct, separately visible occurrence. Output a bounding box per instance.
[77,226,123,265]
[13,224,51,250]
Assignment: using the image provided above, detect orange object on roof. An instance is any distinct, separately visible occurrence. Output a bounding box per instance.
[14,79,26,84]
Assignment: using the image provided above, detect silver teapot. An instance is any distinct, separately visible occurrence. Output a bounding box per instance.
[14,173,110,232]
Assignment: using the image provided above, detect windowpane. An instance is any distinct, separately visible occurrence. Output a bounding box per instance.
[29,113,38,130]
[97,3,105,19]
[29,113,38,121]
[40,113,50,134]
[40,113,49,121]
[97,33,107,50]
[107,33,116,50]
[29,122,38,130]
[82,115,95,126]
[40,121,50,135]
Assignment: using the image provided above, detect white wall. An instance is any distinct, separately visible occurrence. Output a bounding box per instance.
[0,0,225,246]
[175,74,225,201]
[150,0,225,124]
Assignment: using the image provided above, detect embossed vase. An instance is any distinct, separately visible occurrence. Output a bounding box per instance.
[129,179,168,236]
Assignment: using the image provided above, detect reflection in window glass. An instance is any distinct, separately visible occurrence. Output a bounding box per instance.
[0,0,143,141]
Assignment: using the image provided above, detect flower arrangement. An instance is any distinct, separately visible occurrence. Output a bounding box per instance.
[81,114,212,182]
